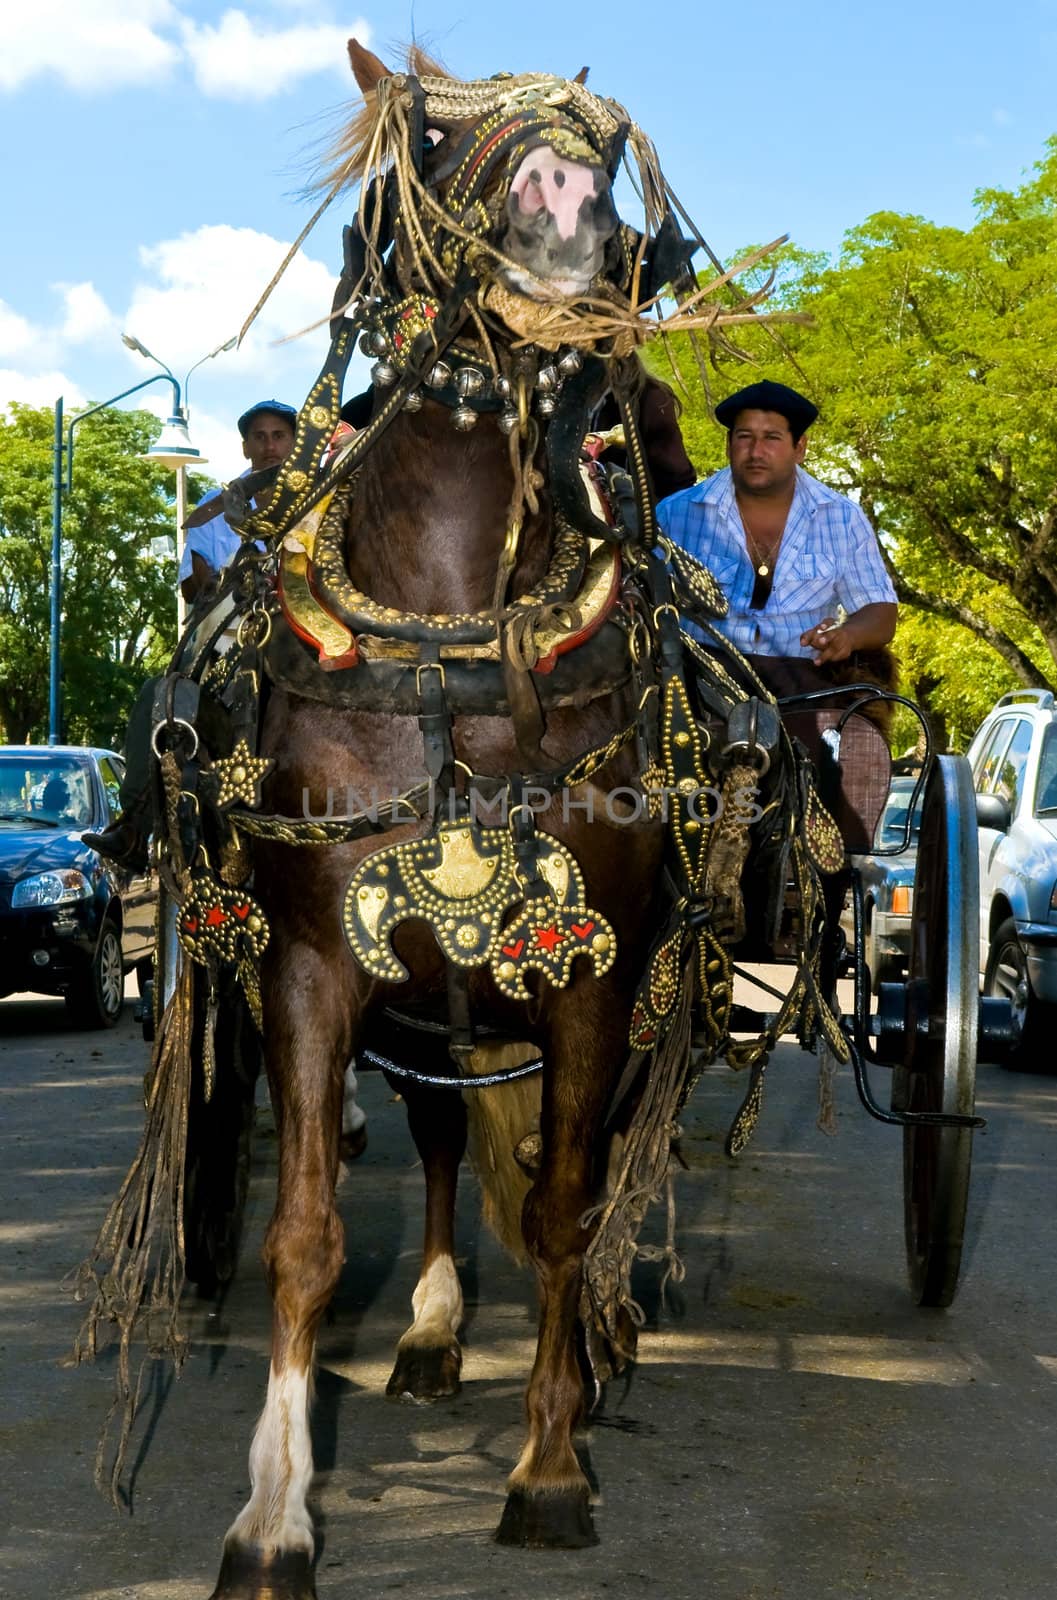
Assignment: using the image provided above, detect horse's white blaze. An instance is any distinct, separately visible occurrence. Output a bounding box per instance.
[342,1064,366,1136]
[398,1253,463,1350]
[225,1364,314,1555]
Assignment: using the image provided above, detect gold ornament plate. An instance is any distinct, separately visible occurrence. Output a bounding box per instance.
[177,871,270,967]
[344,820,618,998]
[343,821,521,981]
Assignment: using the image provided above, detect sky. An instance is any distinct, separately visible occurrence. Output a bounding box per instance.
[1,0,1056,483]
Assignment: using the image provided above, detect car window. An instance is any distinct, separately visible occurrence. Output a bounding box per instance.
[874,783,923,848]
[974,719,1018,795]
[1035,725,1057,814]
[97,757,122,821]
[0,756,94,826]
[991,718,1033,812]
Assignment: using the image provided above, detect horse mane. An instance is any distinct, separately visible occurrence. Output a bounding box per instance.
[316,45,457,196]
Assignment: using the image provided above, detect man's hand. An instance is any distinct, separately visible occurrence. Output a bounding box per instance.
[801,617,852,664]
[801,601,898,665]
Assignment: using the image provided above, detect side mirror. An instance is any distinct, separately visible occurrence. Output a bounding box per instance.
[976,792,1011,832]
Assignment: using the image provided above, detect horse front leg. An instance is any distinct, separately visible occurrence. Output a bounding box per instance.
[386,1067,468,1401]
[495,983,624,1550]
[211,942,354,1600]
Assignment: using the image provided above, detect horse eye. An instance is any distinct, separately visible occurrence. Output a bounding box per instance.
[423,128,445,148]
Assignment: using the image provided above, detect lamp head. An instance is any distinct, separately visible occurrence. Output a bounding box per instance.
[143,414,206,470]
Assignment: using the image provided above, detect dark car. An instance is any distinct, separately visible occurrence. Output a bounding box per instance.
[848,773,924,991]
[0,745,155,1026]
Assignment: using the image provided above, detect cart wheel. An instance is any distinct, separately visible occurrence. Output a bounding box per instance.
[892,754,979,1307]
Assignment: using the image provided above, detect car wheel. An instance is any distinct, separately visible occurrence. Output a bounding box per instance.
[66,920,125,1029]
[985,917,1050,1071]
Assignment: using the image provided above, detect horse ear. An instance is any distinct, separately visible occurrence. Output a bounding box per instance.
[348,38,390,95]
[573,66,589,85]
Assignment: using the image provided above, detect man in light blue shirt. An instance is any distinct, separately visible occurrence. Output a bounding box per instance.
[86,399,298,868]
[657,379,897,667]
[179,399,297,603]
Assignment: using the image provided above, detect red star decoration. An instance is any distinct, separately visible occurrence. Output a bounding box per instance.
[205,905,227,928]
[532,924,565,954]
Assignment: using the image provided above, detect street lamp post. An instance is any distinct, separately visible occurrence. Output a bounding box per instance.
[125,334,234,630]
[48,374,202,745]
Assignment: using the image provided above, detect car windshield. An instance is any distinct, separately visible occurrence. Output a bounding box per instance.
[874,782,924,849]
[1036,725,1057,815]
[0,756,95,828]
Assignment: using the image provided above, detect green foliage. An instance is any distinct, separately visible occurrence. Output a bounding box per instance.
[650,141,1057,744]
[0,404,214,746]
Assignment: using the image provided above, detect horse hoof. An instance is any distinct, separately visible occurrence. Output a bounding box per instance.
[494,1487,598,1549]
[209,1543,316,1599]
[339,1124,368,1162]
[386,1342,462,1401]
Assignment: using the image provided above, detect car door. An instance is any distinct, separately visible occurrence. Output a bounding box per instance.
[971,718,1018,970]
[100,756,155,963]
[973,717,1032,968]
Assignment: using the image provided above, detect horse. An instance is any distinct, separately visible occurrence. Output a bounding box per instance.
[76,39,837,1600]
[207,43,681,1595]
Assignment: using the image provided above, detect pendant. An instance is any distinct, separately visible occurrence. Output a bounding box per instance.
[757,562,769,576]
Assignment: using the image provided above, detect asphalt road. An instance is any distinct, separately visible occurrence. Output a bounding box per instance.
[2,973,1056,1600]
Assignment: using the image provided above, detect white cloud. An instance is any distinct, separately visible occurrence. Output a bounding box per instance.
[180,9,367,100]
[126,222,336,370]
[0,3,367,99]
[0,300,37,359]
[0,369,87,414]
[57,282,118,345]
[0,0,180,93]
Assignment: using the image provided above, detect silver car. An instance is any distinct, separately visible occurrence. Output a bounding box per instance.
[966,690,1057,1067]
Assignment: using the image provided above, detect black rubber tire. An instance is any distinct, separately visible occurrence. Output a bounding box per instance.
[66,920,124,1029]
[892,754,978,1309]
[985,917,1052,1072]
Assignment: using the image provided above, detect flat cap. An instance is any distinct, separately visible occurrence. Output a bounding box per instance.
[237,399,298,438]
[714,380,818,437]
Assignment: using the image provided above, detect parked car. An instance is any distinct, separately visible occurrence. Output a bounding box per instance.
[0,745,155,1027]
[966,690,1057,1068]
[847,773,924,990]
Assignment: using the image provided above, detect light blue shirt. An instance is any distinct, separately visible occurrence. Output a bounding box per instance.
[178,477,251,582]
[656,465,897,658]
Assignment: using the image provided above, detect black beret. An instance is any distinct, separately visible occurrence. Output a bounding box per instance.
[714,380,818,437]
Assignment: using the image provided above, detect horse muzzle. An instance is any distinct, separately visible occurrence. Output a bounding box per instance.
[498,145,618,299]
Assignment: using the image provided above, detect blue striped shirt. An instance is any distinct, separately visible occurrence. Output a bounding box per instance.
[656,466,896,658]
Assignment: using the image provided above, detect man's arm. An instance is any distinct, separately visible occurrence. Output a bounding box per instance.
[180,550,217,604]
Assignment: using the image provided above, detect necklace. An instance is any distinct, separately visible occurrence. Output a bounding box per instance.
[738,505,783,577]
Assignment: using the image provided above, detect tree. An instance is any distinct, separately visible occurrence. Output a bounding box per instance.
[651,140,1057,737]
[0,404,214,745]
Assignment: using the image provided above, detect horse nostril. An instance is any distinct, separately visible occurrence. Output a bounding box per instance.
[554,170,566,189]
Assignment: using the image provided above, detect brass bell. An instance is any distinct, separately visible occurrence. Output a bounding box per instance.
[498,406,519,435]
[493,374,512,399]
[426,360,453,389]
[558,348,583,376]
[536,364,560,393]
[371,360,398,387]
[536,392,557,416]
[403,390,424,412]
[455,366,486,398]
[452,403,478,431]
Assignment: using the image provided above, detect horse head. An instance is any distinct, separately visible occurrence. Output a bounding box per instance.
[341,41,630,320]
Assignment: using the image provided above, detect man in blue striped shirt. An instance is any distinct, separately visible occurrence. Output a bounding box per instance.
[656,379,897,667]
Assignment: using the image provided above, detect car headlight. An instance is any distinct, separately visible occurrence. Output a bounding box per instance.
[11,869,93,908]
